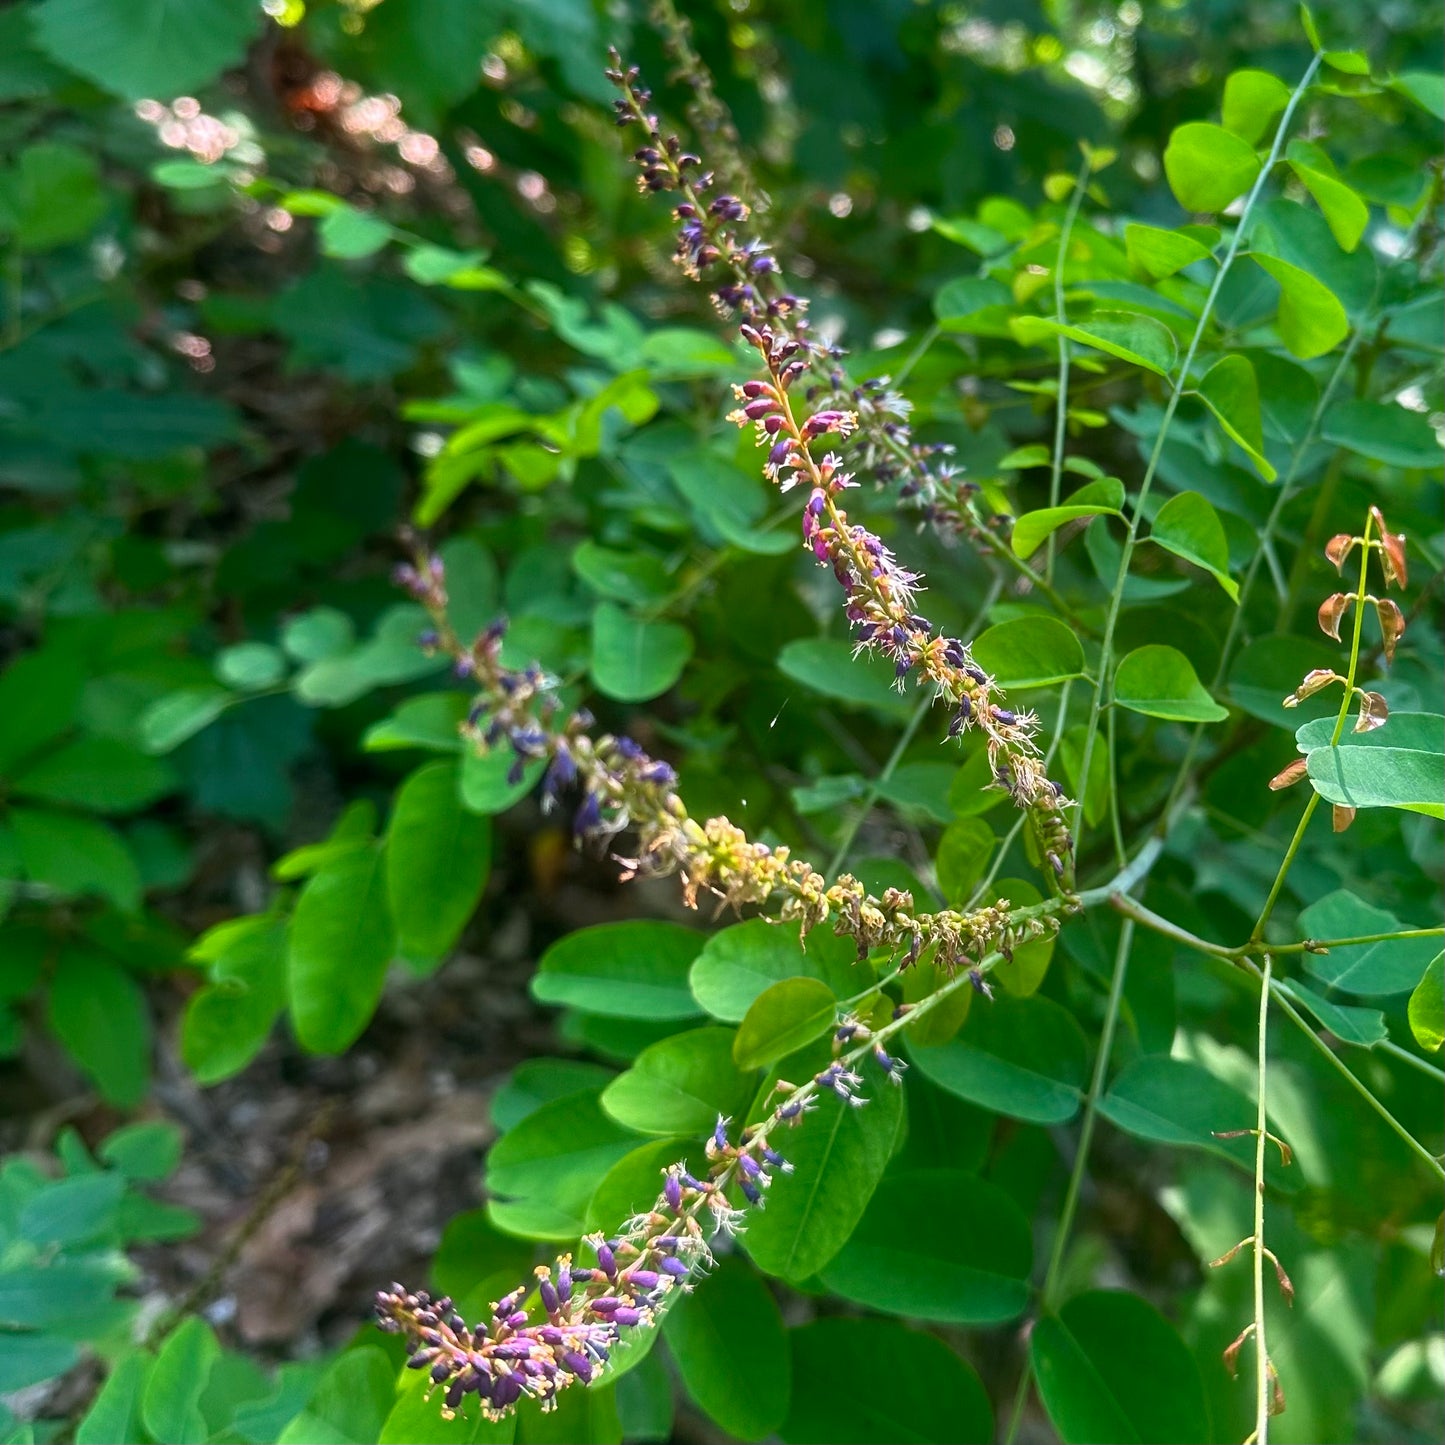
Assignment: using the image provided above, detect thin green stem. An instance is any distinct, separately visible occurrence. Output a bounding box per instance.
[1105,702,1126,868]
[1041,916,1134,1307]
[1045,155,1093,585]
[1070,54,1323,866]
[1006,914,1137,1441]
[1377,1037,1445,1086]
[826,694,933,879]
[1252,952,1274,1445]
[1265,926,1444,953]
[1268,985,1445,1180]
[893,321,940,387]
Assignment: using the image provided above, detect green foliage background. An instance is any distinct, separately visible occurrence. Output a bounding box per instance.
[0,1,1440,1442]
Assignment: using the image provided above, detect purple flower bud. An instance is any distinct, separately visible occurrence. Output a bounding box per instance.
[539,1278,559,1314]
[660,1256,689,1277]
[564,1351,594,1382]
[614,1307,644,1327]
[492,1373,522,1408]
[624,1269,660,1290]
[431,1360,453,1383]
[739,1179,762,1205]
[574,792,602,836]
[596,1241,617,1278]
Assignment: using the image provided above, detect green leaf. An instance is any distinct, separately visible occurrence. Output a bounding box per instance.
[664,1257,790,1442]
[281,608,355,664]
[459,749,545,815]
[1148,492,1240,599]
[1408,954,1444,1052]
[10,807,137,912]
[139,688,230,754]
[385,760,491,967]
[143,1317,220,1445]
[47,947,150,1106]
[602,1027,753,1136]
[276,1346,395,1445]
[782,1318,992,1444]
[492,1059,617,1134]
[1392,70,1445,120]
[690,920,862,1023]
[1275,979,1387,1046]
[1032,1290,1209,1444]
[1010,477,1126,559]
[10,737,177,813]
[1012,312,1177,376]
[1098,1056,1295,1188]
[381,1370,517,1444]
[572,542,671,603]
[745,1044,905,1282]
[776,638,911,715]
[363,692,469,754]
[935,817,994,905]
[0,141,104,250]
[1250,253,1350,359]
[533,921,705,1020]
[1221,68,1292,144]
[287,848,396,1054]
[910,993,1088,1124]
[933,275,1013,330]
[818,1169,1031,1325]
[1297,891,1442,994]
[589,603,692,703]
[0,649,84,775]
[215,642,288,692]
[970,615,1086,689]
[585,1139,695,1239]
[33,0,261,101]
[99,1122,183,1181]
[733,977,839,1071]
[0,1333,78,1393]
[1305,739,1445,819]
[318,205,394,259]
[181,918,287,1084]
[1194,354,1276,481]
[1164,121,1262,212]
[77,1352,152,1445]
[17,1171,124,1245]
[1286,141,1369,252]
[1114,645,1228,723]
[485,1089,638,1241]
[1320,398,1443,467]
[1123,223,1214,280]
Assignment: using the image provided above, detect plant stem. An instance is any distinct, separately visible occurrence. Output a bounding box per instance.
[1252,952,1274,1445]
[1377,1037,1445,1086]
[1250,507,1374,941]
[1268,984,1445,1179]
[825,693,933,879]
[1070,53,1323,866]
[1045,155,1093,585]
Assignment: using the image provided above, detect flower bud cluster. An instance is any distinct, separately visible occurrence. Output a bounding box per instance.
[725,324,1075,886]
[378,970,979,1423]
[398,545,1064,966]
[605,56,984,542]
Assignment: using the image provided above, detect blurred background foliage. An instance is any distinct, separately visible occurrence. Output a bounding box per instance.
[0,0,1441,1441]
